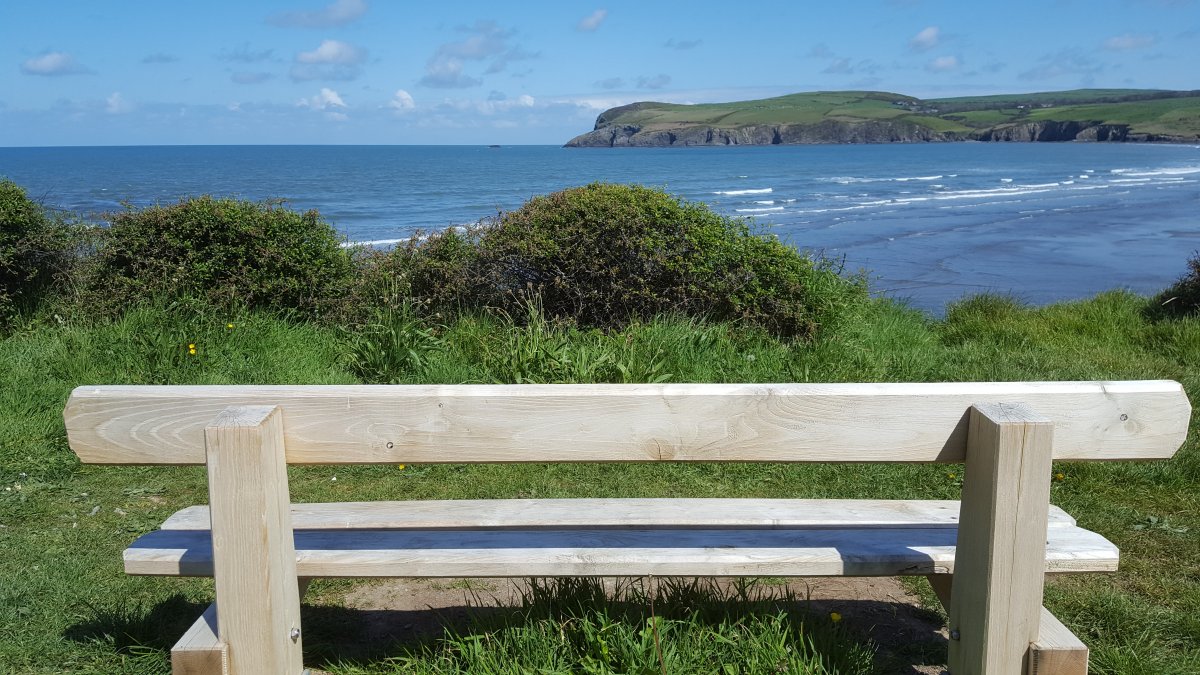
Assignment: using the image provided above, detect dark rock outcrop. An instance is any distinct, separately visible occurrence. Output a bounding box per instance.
[565,120,961,147]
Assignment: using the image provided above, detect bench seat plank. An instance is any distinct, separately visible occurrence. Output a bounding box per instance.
[125,523,1118,579]
[159,498,1081,531]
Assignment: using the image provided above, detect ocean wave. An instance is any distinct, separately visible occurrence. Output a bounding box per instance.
[1122,167,1200,177]
[754,200,776,205]
[736,206,785,213]
[714,187,772,195]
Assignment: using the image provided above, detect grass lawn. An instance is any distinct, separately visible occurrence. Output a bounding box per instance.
[1,292,1198,673]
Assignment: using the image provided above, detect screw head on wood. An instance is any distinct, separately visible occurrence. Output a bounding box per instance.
[290,627,301,641]
[950,628,961,641]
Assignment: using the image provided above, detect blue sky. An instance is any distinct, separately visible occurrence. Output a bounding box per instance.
[2,0,1197,145]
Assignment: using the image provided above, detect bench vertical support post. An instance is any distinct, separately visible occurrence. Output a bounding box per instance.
[948,403,1054,675]
[205,405,304,675]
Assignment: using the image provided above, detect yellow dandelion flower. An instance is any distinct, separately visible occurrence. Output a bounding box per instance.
[947,472,956,480]
[397,464,406,470]
[189,348,197,355]
[830,611,842,623]
[1054,472,1065,481]
[226,323,234,329]
[188,343,196,349]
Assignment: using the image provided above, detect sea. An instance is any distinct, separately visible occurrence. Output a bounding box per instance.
[2,143,1198,313]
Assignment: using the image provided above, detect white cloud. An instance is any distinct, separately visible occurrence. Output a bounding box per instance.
[909,26,940,52]
[298,87,348,110]
[925,55,960,72]
[577,9,608,32]
[595,77,625,89]
[20,51,93,76]
[105,92,134,114]
[1103,33,1157,51]
[291,40,367,81]
[268,0,368,28]
[297,39,364,64]
[388,89,416,111]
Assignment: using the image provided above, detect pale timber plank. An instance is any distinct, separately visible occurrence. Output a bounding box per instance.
[64,381,1190,465]
[949,403,1055,675]
[160,499,1080,531]
[205,406,304,675]
[1029,611,1090,675]
[171,603,227,675]
[123,524,1119,578]
[926,576,1090,675]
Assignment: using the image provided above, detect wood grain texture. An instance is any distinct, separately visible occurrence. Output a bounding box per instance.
[948,403,1055,675]
[170,603,227,675]
[159,498,1081,531]
[64,381,1190,465]
[122,522,1118,578]
[205,406,304,675]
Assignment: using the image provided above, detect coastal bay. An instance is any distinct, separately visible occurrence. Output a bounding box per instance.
[2,142,1197,312]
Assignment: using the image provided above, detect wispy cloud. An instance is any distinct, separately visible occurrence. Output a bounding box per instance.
[636,74,671,90]
[20,51,93,76]
[909,26,940,52]
[219,44,275,63]
[1019,49,1104,82]
[387,89,416,112]
[231,72,273,84]
[269,0,367,28]
[577,9,608,32]
[420,21,532,88]
[1102,33,1157,51]
[664,38,702,50]
[595,77,625,89]
[141,53,179,64]
[105,92,134,114]
[291,39,367,81]
[925,55,960,72]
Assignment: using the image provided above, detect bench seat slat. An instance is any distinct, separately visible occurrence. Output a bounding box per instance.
[125,523,1118,579]
[160,498,1080,531]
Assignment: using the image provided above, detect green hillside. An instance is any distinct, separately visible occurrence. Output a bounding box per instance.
[568,89,1200,146]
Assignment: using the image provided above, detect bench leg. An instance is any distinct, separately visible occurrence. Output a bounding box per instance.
[947,403,1054,675]
[170,581,312,675]
[205,406,305,675]
[928,575,1089,675]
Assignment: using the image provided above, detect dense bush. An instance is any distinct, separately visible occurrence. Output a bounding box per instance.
[85,196,353,317]
[0,179,73,323]
[367,183,867,340]
[1152,252,1200,318]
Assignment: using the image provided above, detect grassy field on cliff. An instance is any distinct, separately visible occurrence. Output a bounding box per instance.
[577,88,1200,140]
[2,180,1199,673]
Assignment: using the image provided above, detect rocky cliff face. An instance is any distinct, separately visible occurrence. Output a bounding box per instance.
[565,120,958,147]
[566,118,1190,147]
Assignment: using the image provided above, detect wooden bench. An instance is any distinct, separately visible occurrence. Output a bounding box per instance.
[64,381,1191,675]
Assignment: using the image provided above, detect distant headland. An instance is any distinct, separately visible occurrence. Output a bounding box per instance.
[564,89,1200,147]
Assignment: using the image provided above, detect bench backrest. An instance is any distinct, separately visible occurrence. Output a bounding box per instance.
[64,381,1190,465]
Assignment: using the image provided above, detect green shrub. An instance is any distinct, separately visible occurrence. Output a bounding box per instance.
[0,180,74,323]
[370,183,867,340]
[1152,252,1200,318]
[85,196,353,318]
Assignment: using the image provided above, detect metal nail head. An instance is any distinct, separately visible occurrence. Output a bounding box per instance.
[950,628,961,641]
[290,627,301,641]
